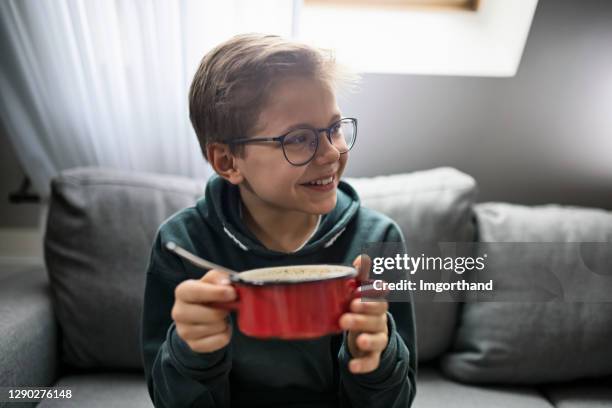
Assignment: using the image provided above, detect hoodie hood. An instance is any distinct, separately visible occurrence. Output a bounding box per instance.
[197,175,360,257]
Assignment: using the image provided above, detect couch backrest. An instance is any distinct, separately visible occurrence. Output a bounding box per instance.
[440,202,612,384]
[44,166,477,369]
[44,168,203,369]
[346,167,477,362]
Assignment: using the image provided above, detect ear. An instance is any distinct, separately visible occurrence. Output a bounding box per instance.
[206,143,244,185]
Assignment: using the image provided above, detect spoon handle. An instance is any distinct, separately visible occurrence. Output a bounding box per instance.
[165,241,238,276]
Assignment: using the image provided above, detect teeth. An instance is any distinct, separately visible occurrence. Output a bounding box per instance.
[308,176,333,186]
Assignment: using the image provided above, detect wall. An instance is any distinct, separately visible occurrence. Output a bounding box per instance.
[0,127,42,228]
[341,0,612,209]
[0,127,44,261]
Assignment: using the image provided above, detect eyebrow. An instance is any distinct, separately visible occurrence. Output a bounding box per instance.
[281,113,342,134]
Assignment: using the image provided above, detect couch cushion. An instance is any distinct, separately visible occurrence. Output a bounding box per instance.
[542,375,612,408]
[37,373,152,408]
[440,203,612,384]
[347,167,478,362]
[37,367,562,408]
[414,365,552,408]
[44,167,204,369]
[0,264,58,389]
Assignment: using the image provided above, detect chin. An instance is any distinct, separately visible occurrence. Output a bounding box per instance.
[310,195,337,215]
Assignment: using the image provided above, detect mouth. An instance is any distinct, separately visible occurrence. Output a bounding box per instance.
[300,174,337,192]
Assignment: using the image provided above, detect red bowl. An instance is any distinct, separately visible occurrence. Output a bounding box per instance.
[216,265,358,339]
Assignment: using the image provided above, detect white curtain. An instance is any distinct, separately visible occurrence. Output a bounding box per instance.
[0,0,295,197]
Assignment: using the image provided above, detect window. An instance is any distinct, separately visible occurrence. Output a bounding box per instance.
[298,0,538,77]
[303,0,480,11]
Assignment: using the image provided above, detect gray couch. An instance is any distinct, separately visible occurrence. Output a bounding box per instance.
[1,167,611,408]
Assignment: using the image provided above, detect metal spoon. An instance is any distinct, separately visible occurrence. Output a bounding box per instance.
[165,241,239,278]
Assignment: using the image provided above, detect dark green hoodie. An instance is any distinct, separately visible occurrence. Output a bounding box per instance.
[141,175,417,407]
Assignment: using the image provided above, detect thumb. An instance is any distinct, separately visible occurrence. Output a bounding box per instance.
[352,254,372,282]
[200,269,231,285]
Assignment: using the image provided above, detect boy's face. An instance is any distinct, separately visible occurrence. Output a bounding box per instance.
[233,77,348,215]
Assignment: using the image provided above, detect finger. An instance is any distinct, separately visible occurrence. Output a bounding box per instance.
[339,312,387,333]
[200,269,232,285]
[175,279,236,304]
[355,279,390,300]
[352,254,372,282]
[186,325,232,354]
[356,332,389,352]
[176,321,228,341]
[349,352,381,374]
[172,301,228,324]
[350,298,388,315]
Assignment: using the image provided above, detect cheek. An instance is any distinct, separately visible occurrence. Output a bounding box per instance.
[243,156,305,193]
[242,150,283,177]
[338,153,349,176]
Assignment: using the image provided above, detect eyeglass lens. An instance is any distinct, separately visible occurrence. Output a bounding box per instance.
[282,119,356,165]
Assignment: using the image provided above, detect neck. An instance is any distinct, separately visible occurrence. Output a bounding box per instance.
[238,186,319,253]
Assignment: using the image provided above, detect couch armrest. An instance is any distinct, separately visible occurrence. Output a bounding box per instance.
[0,264,59,388]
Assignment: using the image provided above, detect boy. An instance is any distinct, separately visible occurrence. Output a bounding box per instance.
[141,33,417,407]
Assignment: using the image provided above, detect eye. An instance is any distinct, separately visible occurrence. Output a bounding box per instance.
[330,123,344,139]
[284,129,314,147]
[285,133,307,145]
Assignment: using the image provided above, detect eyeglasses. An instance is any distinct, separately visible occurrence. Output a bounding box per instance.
[227,117,358,166]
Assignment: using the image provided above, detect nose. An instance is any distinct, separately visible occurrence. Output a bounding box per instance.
[313,130,340,164]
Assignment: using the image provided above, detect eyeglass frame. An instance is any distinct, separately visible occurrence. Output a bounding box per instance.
[226,117,358,166]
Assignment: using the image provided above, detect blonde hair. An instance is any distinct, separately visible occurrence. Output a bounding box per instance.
[188,33,359,160]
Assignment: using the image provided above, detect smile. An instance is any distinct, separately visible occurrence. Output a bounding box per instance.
[300,174,336,192]
[305,176,334,186]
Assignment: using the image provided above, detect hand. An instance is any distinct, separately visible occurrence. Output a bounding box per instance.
[172,269,236,353]
[339,255,389,374]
